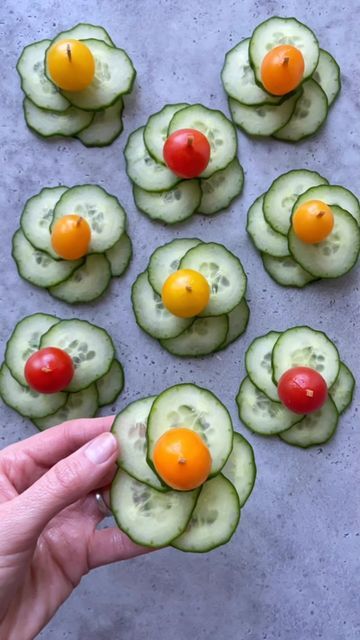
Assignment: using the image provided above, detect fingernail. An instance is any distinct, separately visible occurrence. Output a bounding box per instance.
[85,433,118,464]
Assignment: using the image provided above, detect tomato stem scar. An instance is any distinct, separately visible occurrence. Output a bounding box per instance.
[317,211,326,218]
[66,44,72,62]
[306,389,314,397]
[283,56,289,65]
[187,135,194,146]
[41,366,52,373]
[178,457,187,465]
[185,285,192,292]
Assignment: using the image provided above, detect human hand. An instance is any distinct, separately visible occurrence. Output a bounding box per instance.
[0,417,149,640]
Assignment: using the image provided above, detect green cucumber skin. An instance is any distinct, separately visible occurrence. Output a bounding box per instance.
[23,98,95,139]
[273,81,328,143]
[279,398,339,449]
[132,182,201,225]
[160,316,229,358]
[227,91,302,138]
[216,300,250,352]
[48,255,113,304]
[260,253,320,288]
[52,22,115,47]
[331,364,355,415]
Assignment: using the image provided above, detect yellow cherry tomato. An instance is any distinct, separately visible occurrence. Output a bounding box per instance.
[162,269,210,318]
[51,215,91,260]
[261,44,305,95]
[47,39,95,91]
[292,200,334,244]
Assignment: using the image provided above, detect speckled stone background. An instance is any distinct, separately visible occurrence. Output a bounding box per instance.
[0,0,359,638]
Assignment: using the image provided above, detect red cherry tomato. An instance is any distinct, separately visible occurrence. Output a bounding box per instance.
[278,367,328,414]
[163,128,211,178]
[25,347,74,394]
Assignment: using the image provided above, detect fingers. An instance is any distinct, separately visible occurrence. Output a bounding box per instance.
[87,527,154,569]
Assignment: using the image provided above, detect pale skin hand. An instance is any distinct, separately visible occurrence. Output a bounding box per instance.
[0,417,149,640]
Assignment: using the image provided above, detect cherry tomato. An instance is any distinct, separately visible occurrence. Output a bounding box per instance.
[162,269,210,318]
[25,347,74,394]
[51,214,91,260]
[261,44,305,95]
[47,39,95,91]
[278,367,328,414]
[153,427,212,490]
[163,128,211,178]
[292,200,334,244]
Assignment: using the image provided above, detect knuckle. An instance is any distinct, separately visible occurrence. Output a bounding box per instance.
[47,458,83,494]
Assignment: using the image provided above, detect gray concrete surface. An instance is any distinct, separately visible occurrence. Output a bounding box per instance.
[1,0,359,638]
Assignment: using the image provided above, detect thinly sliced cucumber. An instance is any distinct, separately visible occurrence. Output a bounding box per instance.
[261,253,317,288]
[51,23,114,47]
[272,326,340,388]
[143,103,188,164]
[229,91,300,136]
[273,80,328,142]
[23,97,94,137]
[17,40,70,112]
[245,332,281,402]
[288,206,360,279]
[76,98,123,147]
[105,232,132,277]
[33,385,98,430]
[180,242,247,316]
[293,185,360,226]
[133,180,201,224]
[20,186,67,258]
[329,362,355,414]
[132,271,192,340]
[263,169,328,235]
[172,475,240,552]
[279,398,339,448]
[147,384,234,476]
[111,469,199,547]
[168,104,237,178]
[5,313,60,387]
[249,17,319,86]
[217,298,250,351]
[160,315,229,357]
[237,377,301,435]
[0,364,67,419]
[40,319,115,392]
[312,49,341,107]
[52,185,126,253]
[125,127,179,192]
[198,158,244,215]
[12,229,82,288]
[247,195,289,257]
[148,238,202,294]
[222,433,256,507]
[112,396,164,491]
[49,254,112,303]
[96,360,124,407]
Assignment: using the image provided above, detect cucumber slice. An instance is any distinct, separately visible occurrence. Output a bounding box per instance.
[172,475,240,552]
[273,79,328,142]
[198,158,244,215]
[279,398,339,448]
[236,377,301,435]
[12,229,83,288]
[49,254,112,303]
[5,313,60,387]
[288,206,360,279]
[147,384,234,476]
[105,232,132,277]
[179,242,247,316]
[133,180,201,224]
[293,185,360,226]
[20,186,67,258]
[17,40,70,112]
[40,319,115,392]
[23,97,94,137]
[245,331,281,402]
[261,253,317,288]
[249,17,319,86]
[168,104,237,178]
[247,195,289,257]
[143,103,188,164]
[51,23,114,47]
[229,90,300,136]
[313,49,341,107]
[96,360,124,407]
[132,271,192,340]
[112,396,164,491]
[263,169,328,235]
[0,364,67,419]
[52,185,126,253]
[329,362,355,415]
[272,326,340,388]
[111,469,199,547]
[217,298,250,351]
[76,98,123,147]
[160,315,229,357]
[148,238,202,294]
[125,127,179,192]
[33,385,98,430]
[222,433,256,507]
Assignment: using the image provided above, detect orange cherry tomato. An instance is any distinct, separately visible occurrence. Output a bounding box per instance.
[153,427,212,491]
[292,200,334,244]
[51,215,91,260]
[261,44,305,95]
[162,269,210,318]
[47,39,95,91]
